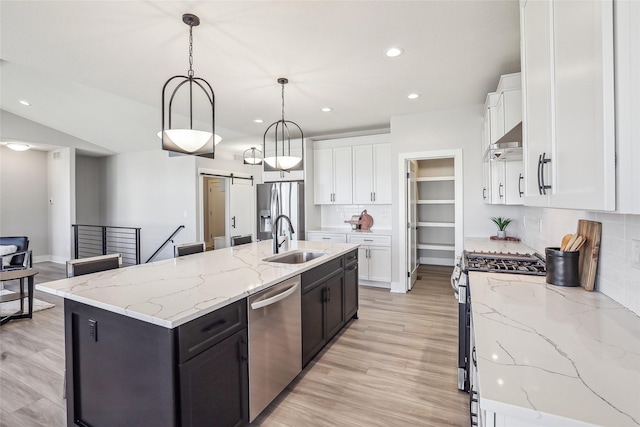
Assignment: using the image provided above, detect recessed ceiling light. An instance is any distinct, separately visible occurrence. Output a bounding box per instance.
[385,47,403,57]
[408,93,420,99]
[19,100,31,106]
[253,119,264,124]
[321,107,332,112]
[6,142,31,151]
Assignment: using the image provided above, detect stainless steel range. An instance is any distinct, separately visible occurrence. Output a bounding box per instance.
[464,251,546,275]
[451,250,546,392]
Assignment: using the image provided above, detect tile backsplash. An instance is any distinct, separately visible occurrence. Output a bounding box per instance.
[320,204,393,230]
[516,207,640,316]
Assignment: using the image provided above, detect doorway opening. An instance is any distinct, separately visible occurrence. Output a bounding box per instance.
[400,149,463,292]
[203,177,226,250]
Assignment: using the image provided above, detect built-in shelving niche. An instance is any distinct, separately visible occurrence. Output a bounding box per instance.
[416,158,455,266]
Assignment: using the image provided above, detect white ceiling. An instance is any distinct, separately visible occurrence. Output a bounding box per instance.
[0,1,521,156]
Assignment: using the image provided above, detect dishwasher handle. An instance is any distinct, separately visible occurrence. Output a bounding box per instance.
[250,282,300,310]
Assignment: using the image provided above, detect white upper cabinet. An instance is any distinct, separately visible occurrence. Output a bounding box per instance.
[313,134,390,205]
[614,0,640,214]
[352,143,391,204]
[520,0,615,211]
[313,146,352,204]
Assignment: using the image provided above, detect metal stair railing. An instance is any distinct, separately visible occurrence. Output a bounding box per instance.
[72,224,141,266]
[145,225,185,263]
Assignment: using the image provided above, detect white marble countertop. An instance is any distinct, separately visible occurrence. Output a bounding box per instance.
[464,236,538,254]
[469,272,640,426]
[37,240,358,329]
[308,228,392,236]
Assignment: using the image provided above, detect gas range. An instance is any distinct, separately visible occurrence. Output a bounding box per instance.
[463,250,546,276]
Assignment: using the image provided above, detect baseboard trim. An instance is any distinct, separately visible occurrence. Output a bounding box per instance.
[33,255,66,265]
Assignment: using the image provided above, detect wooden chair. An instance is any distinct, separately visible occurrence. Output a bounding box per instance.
[174,242,206,257]
[66,254,122,278]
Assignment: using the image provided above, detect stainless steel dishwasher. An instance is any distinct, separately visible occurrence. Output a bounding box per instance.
[248,274,301,422]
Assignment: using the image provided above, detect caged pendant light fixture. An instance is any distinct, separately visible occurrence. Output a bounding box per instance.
[243,147,263,165]
[161,13,221,157]
[263,78,303,171]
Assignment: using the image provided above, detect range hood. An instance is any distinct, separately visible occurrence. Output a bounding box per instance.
[485,122,523,161]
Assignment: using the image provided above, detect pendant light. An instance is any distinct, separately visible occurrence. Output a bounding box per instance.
[263,78,303,171]
[243,147,263,165]
[161,13,220,157]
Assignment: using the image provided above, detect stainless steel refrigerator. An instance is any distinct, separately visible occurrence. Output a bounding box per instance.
[256,182,305,242]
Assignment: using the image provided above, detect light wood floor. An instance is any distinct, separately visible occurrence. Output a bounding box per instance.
[0,263,469,427]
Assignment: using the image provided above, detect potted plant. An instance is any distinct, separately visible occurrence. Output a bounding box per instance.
[490,217,512,239]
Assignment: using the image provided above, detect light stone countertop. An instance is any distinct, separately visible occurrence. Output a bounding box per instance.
[308,228,392,236]
[464,236,539,254]
[37,240,358,329]
[469,272,640,427]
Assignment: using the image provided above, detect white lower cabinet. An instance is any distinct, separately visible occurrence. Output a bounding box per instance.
[348,234,391,283]
[306,232,347,243]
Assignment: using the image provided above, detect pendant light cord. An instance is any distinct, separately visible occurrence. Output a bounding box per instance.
[281,82,285,121]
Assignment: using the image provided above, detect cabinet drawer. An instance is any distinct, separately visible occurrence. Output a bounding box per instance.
[347,234,391,247]
[177,299,247,363]
[301,257,344,293]
[307,232,347,243]
[344,249,358,266]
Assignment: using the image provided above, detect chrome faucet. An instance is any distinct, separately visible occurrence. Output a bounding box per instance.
[272,214,295,254]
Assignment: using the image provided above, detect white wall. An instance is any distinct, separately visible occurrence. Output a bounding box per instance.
[76,155,106,225]
[103,150,198,262]
[390,106,522,289]
[47,147,75,262]
[0,146,50,260]
[516,207,640,316]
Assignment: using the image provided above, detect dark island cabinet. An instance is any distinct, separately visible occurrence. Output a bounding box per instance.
[64,298,248,427]
[301,249,358,367]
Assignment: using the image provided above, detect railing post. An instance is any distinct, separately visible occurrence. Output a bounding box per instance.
[102,226,107,256]
[73,225,79,259]
[135,228,141,265]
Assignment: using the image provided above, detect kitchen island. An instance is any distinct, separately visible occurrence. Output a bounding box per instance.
[37,240,359,427]
[464,238,640,427]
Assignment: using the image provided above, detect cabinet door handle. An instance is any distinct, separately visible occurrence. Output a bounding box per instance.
[370,192,373,202]
[373,192,376,202]
[238,336,248,362]
[518,173,524,197]
[231,216,236,229]
[482,187,486,200]
[540,153,552,195]
[322,237,331,240]
[202,318,227,333]
[364,239,373,242]
[499,183,504,199]
[537,154,543,195]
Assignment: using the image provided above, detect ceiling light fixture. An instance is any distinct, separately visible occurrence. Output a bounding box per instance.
[6,142,31,151]
[243,147,263,165]
[263,78,303,171]
[321,107,332,112]
[385,47,404,57]
[408,93,420,99]
[253,119,264,124]
[161,13,219,157]
[19,100,31,106]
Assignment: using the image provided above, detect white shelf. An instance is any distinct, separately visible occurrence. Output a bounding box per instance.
[417,243,455,251]
[417,176,455,182]
[417,221,455,228]
[417,199,455,205]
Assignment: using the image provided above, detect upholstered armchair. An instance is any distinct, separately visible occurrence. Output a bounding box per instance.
[0,236,32,271]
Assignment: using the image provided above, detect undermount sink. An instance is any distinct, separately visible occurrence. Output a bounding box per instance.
[263,250,325,264]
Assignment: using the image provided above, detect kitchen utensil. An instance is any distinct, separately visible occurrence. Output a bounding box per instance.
[358,210,373,231]
[576,220,602,291]
[568,235,584,252]
[560,233,573,251]
[344,215,361,230]
[564,234,578,252]
[573,237,587,252]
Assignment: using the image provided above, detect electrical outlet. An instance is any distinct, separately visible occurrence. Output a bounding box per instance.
[632,239,640,268]
[538,219,543,233]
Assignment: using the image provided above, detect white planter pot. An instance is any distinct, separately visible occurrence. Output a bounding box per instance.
[497,230,507,239]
